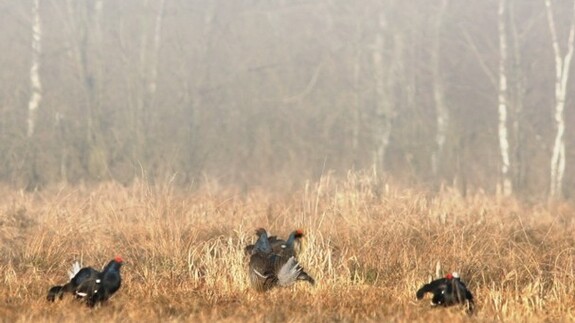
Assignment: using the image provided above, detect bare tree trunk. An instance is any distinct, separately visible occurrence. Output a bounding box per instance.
[63,0,108,179]
[178,1,217,182]
[147,0,166,107]
[431,0,449,177]
[498,0,512,196]
[545,0,575,198]
[349,5,366,161]
[55,112,68,183]
[133,0,166,164]
[352,47,361,153]
[372,6,405,175]
[372,17,392,173]
[85,0,106,179]
[509,0,527,193]
[27,0,42,138]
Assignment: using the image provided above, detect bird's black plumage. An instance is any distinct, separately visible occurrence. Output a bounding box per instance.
[416,272,474,313]
[47,256,123,307]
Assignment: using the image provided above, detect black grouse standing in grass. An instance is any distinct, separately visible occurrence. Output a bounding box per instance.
[245,228,304,257]
[416,272,475,313]
[248,228,315,292]
[47,256,123,307]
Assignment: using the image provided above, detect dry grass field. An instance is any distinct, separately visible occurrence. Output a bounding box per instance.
[1,173,575,322]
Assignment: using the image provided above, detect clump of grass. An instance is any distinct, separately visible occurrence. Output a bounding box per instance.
[0,174,574,322]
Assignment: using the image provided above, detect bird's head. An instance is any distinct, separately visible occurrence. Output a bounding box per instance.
[103,255,124,273]
[445,272,459,279]
[295,229,304,238]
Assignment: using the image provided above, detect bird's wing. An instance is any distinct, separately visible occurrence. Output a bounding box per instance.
[416,279,447,299]
[75,277,101,299]
[248,253,277,291]
[456,280,474,302]
[270,239,289,254]
[71,267,99,287]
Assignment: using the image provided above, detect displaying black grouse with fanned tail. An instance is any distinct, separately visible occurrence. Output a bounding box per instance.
[248,228,314,292]
[47,256,123,307]
[416,272,474,313]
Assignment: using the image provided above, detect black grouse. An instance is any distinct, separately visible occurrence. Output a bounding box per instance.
[47,256,123,307]
[248,228,315,292]
[416,272,474,313]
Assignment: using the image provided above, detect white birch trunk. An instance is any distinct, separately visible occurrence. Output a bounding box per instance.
[27,0,42,138]
[545,0,575,198]
[431,0,449,177]
[498,0,512,196]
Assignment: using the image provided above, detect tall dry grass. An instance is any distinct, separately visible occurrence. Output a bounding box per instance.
[1,173,574,322]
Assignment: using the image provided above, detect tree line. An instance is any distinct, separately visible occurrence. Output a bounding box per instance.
[1,0,574,199]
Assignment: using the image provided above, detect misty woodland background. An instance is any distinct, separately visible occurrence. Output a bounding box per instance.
[1,0,575,199]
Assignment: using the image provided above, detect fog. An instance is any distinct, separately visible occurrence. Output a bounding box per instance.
[0,0,574,198]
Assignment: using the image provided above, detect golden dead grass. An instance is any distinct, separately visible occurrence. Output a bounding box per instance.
[1,173,575,322]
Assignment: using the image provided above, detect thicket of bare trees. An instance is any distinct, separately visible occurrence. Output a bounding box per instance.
[1,0,574,198]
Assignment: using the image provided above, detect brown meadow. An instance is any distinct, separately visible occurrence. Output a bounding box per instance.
[1,173,574,322]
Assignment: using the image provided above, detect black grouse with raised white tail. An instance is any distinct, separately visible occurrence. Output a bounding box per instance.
[416,272,474,313]
[47,256,123,307]
[248,228,315,292]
